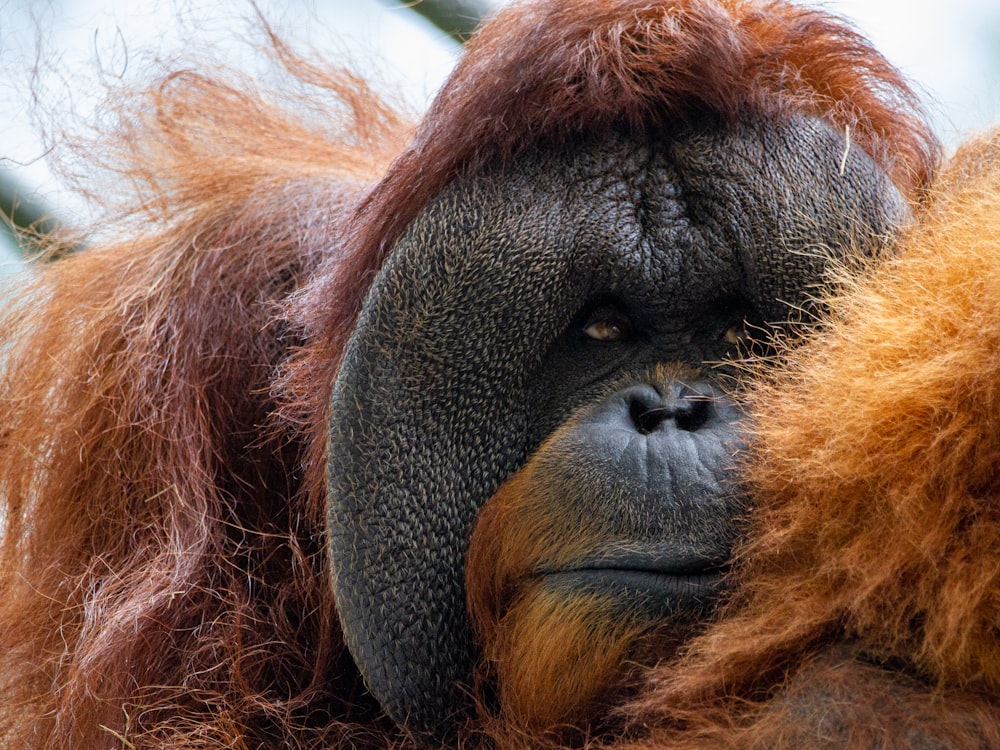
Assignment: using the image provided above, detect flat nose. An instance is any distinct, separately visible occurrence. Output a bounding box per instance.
[622,382,713,434]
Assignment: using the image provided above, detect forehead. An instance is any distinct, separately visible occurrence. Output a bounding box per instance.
[406,114,904,322]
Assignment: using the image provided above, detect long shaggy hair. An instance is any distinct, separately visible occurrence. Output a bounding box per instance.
[0,1,937,747]
[0,36,411,749]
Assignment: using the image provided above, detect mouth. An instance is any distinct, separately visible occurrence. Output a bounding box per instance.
[534,551,730,605]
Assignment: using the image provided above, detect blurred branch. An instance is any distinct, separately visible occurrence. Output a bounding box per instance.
[0,172,62,259]
[390,0,495,43]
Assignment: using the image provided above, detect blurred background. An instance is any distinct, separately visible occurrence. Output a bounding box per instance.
[1,0,999,278]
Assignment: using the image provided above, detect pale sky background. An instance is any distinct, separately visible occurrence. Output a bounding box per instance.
[1,0,999,273]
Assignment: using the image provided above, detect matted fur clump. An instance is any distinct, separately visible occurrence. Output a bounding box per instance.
[622,133,1000,748]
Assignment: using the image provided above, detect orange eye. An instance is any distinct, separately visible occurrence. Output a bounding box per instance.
[583,312,632,342]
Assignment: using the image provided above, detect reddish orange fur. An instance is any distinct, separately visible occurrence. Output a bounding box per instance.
[615,133,1000,748]
[469,457,665,742]
[481,585,655,743]
[0,41,412,749]
[0,1,940,747]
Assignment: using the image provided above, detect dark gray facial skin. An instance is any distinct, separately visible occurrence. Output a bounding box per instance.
[525,373,747,616]
[326,113,907,734]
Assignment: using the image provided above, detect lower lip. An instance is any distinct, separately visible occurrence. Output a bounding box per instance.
[539,568,727,600]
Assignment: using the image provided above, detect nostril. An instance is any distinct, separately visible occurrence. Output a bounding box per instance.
[624,385,666,435]
[625,383,713,434]
[630,399,668,435]
[674,394,710,432]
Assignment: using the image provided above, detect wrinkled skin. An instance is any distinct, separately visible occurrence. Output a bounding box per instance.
[327,114,906,732]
